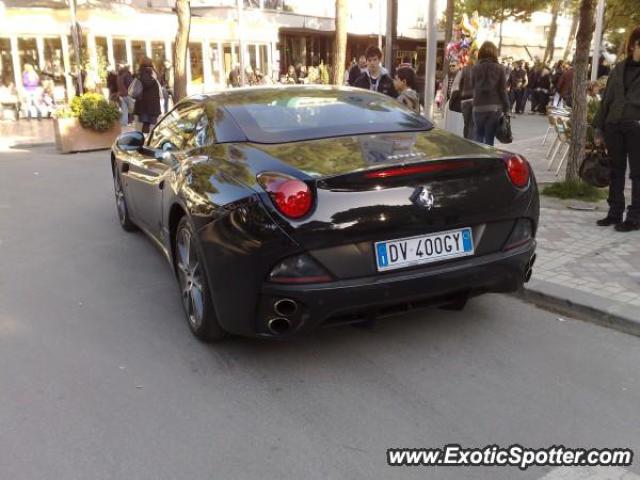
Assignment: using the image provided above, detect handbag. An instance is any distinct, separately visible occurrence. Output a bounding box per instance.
[579,146,610,188]
[449,90,462,113]
[496,113,513,144]
[128,78,143,100]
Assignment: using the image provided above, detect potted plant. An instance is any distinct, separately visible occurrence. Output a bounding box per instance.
[53,93,121,153]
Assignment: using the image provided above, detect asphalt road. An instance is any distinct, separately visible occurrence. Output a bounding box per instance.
[1,146,639,480]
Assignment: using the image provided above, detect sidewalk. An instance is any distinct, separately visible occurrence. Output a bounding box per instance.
[0,119,54,151]
[506,114,640,334]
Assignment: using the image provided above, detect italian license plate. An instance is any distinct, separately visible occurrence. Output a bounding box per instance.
[375,227,474,272]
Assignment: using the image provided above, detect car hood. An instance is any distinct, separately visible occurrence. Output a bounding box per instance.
[245,128,499,179]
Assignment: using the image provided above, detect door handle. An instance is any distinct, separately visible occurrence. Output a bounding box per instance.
[159,180,165,190]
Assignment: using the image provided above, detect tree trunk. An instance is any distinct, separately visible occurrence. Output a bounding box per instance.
[543,0,561,64]
[173,0,191,102]
[563,9,579,61]
[442,0,455,76]
[565,0,595,182]
[332,0,348,85]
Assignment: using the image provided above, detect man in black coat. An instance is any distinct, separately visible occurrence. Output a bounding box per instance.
[353,46,397,98]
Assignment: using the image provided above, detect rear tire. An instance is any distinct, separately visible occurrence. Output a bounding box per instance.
[113,169,137,232]
[175,216,225,341]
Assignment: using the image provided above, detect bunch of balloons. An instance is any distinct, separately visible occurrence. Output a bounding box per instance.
[445,12,480,67]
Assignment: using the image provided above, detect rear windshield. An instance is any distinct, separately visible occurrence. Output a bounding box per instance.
[222,88,432,144]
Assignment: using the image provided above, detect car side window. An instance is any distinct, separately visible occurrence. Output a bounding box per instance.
[147,105,211,153]
[147,109,182,151]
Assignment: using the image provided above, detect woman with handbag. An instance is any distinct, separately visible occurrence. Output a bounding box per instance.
[471,42,510,146]
[593,27,640,232]
[133,57,163,134]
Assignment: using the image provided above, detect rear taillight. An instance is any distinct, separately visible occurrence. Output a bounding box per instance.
[364,160,475,179]
[504,155,530,188]
[257,172,313,219]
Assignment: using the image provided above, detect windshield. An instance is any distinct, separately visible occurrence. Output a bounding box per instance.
[220,87,433,144]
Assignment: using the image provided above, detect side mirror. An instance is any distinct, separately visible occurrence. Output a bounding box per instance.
[116,131,145,151]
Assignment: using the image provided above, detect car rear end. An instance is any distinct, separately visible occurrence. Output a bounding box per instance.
[202,87,538,337]
[251,143,538,336]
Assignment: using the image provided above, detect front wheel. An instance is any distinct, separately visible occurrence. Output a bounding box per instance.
[175,216,225,341]
[113,169,137,232]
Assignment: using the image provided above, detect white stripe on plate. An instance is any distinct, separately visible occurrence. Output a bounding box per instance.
[539,467,640,480]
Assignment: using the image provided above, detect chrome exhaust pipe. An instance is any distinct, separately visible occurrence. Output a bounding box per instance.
[267,317,291,335]
[524,254,536,283]
[274,298,298,317]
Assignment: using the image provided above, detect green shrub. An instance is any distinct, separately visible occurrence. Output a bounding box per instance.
[542,180,608,202]
[55,93,119,132]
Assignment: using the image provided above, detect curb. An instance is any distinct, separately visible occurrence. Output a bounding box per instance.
[516,279,640,337]
[12,142,55,148]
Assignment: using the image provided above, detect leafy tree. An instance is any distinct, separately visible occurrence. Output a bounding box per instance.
[603,0,640,57]
[456,0,550,53]
[543,0,561,64]
[442,0,455,77]
[565,0,595,181]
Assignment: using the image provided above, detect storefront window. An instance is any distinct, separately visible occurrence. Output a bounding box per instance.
[131,40,146,69]
[259,44,268,75]
[113,38,127,67]
[18,38,39,74]
[151,41,165,73]
[188,42,203,84]
[42,37,65,85]
[209,43,222,85]
[0,38,14,87]
[248,45,257,73]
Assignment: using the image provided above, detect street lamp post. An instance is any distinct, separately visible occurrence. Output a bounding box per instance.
[68,0,83,95]
[238,0,246,86]
[423,0,437,119]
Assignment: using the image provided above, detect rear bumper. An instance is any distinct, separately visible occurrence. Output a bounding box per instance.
[253,240,536,337]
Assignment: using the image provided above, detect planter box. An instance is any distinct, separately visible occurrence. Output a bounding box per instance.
[53,117,121,153]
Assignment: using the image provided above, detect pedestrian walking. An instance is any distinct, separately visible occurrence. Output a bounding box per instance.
[533,66,551,114]
[116,64,133,127]
[22,64,42,120]
[557,63,574,108]
[348,55,367,86]
[593,26,640,232]
[458,58,476,139]
[471,41,510,146]
[508,61,528,114]
[393,66,420,114]
[353,45,397,98]
[133,57,163,134]
[550,60,565,107]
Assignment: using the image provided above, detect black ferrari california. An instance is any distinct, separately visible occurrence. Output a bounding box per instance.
[111,86,538,340]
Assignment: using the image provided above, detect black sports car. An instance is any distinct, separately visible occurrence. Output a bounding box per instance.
[111,86,538,340]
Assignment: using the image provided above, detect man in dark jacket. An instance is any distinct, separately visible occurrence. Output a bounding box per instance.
[557,64,574,107]
[593,27,640,231]
[348,55,367,86]
[353,46,397,98]
[508,61,528,113]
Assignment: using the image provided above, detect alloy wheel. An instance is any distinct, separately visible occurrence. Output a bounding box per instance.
[176,227,205,330]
